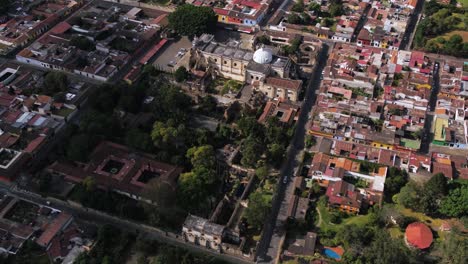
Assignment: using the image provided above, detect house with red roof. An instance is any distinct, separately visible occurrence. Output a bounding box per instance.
[326,180,363,214]
[405,222,433,250]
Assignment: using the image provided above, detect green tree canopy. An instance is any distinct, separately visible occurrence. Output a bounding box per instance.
[125,129,152,152]
[186,145,216,171]
[439,181,468,218]
[439,232,468,264]
[151,119,186,150]
[44,71,68,95]
[241,136,263,168]
[397,181,421,210]
[363,230,415,264]
[174,66,188,82]
[255,166,269,181]
[168,5,217,37]
[384,167,409,202]
[244,190,272,230]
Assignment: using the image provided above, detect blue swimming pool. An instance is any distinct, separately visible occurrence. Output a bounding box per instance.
[324,248,341,259]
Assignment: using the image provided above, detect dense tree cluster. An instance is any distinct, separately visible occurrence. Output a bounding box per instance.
[244,189,272,230]
[75,225,134,264]
[168,5,217,37]
[0,0,10,16]
[238,115,293,169]
[397,174,467,218]
[383,167,409,202]
[177,145,219,213]
[43,71,68,95]
[413,0,468,57]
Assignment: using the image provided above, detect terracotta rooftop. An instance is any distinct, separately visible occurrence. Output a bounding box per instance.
[265,77,302,91]
[36,212,73,247]
[405,222,433,249]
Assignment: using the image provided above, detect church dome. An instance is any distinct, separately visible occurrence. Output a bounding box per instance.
[253,47,273,64]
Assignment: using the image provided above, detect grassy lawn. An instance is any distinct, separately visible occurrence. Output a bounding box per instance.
[315,201,371,232]
[391,204,447,240]
[459,0,468,7]
[343,214,370,226]
[54,107,75,117]
[443,30,468,42]
[400,138,421,149]
[388,227,403,239]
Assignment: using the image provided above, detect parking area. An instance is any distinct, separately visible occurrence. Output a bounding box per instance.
[152,37,192,72]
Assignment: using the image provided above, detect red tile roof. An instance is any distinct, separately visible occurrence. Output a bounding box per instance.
[50,21,71,35]
[265,77,302,91]
[139,38,167,65]
[405,222,433,249]
[36,212,72,247]
[24,135,46,153]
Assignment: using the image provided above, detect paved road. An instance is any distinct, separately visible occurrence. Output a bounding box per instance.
[419,61,440,154]
[255,44,330,263]
[400,0,424,50]
[0,184,253,264]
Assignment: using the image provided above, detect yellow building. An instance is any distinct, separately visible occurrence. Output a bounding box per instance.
[433,117,449,143]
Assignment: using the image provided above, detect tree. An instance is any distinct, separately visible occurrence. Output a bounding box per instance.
[329,3,343,17]
[267,143,285,168]
[308,3,321,13]
[177,170,210,211]
[168,5,217,37]
[255,166,269,181]
[282,38,301,55]
[363,230,414,264]
[44,71,68,95]
[199,95,217,113]
[244,190,272,230]
[142,179,176,209]
[82,176,96,192]
[237,116,264,138]
[291,0,304,12]
[397,181,421,210]
[439,181,468,217]
[426,173,448,196]
[0,0,11,15]
[241,136,263,168]
[287,13,303,24]
[305,135,317,148]
[439,232,468,264]
[66,134,94,162]
[125,129,152,152]
[265,117,286,144]
[174,66,188,82]
[151,119,186,150]
[150,84,192,122]
[336,224,374,254]
[70,36,96,51]
[256,35,271,45]
[444,34,464,56]
[384,167,409,202]
[186,145,216,171]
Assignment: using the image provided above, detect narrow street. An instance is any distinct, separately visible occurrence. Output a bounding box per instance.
[350,4,370,43]
[400,0,424,50]
[256,44,330,263]
[419,61,440,154]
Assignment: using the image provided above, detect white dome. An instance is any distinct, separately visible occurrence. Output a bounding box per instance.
[253,47,273,64]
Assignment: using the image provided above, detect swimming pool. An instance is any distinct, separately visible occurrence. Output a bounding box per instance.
[323,248,341,259]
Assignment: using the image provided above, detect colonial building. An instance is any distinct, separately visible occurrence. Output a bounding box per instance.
[192,34,302,101]
[325,180,363,214]
[182,215,225,250]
